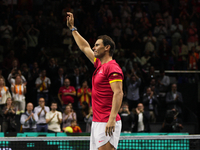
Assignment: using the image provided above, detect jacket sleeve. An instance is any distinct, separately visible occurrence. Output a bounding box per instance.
[143,95,150,105]
[166,92,175,104]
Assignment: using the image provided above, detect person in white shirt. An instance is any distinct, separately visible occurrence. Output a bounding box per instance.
[20,103,38,132]
[143,30,157,52]
[46,102,62,132]
[0,19,12,40]
[35,69,51,104]
[0,77,11,107]
[132,103,150,132]
[157,69,170,97]
[34,97,50,132]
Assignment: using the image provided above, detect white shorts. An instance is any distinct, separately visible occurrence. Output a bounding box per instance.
[90,120,121,150]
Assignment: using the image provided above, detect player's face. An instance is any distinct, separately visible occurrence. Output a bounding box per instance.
[93,39,106,58]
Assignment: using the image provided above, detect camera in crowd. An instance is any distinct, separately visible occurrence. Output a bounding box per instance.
[161,109,183,132]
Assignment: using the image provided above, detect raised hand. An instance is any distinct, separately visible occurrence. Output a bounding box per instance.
[66,12,74,30]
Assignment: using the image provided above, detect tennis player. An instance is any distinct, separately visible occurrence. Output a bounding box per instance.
[66,12,124,150]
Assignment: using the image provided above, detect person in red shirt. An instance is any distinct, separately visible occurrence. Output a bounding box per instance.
[70,119,82,133]
[67,12,124,150]
[77,80,92,107]
[58,78,76,109]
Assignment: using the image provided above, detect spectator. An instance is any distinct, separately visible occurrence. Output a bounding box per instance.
[54,67,67,94]
[47,58,59,83]
[62,25,72,50]
[29,61,40,86]
[157,69,170,97]
[21,63,29,81]
[159,38,171,70]
[145,78,159,98]
[34,97,50,132]
[84,106,93,133]
[35,69,51,104]
[77,80,91,108]
[172,38,188,70]
[111,16,122,42]
[123,18,134,36]
[171,18,183,47]
[180,14,190,32]
[166,84,183,115]
[148,0,160,17]
[143,30,157,53]
[15,21,26,35]
[126,72,141,111]
[77,101,89,123]
[154,19,167,49]
[27,24,40,48]
[2,52,20,71]
[118,102,134,133]
[187,22,198,51]
[130,30,142,56]
[189,46,199,70]
[62,105,77,128]
[2,97,17,132]
[104,4,113,22]
[149,51,160,69]
[0,19,12,44]
[27,24,40,62]
[13,32,27,53]
[140,12,152,32]
[11,75,26,114]
[69,67,84,90]
[132,103,150,132]
[63,119,82,133]
[46,102,62,132]
[125,52,141,72]
[20,103,38,132]
[146,66,157,85]
[133,6,143,24]
[58,78,76,109]
[20,10,33,31]
[8,69,27,85]
[0,77,11,106]
[141,50,151,70]
[143,87,158,123]
[163,10,172,29]
[160,109,183,132]
[120,1,131,24]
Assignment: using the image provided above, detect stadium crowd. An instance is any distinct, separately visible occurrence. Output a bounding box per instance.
[0,0,199,133]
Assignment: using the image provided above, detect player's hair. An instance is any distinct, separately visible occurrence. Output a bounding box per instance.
[97,35,115,56]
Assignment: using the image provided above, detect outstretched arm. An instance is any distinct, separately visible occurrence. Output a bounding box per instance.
[66,12,95,64]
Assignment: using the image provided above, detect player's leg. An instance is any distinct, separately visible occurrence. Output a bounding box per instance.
[98,142,115,150]
[90,122,98,150]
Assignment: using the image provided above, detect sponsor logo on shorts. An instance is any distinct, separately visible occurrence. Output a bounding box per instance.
[99,140,104,143]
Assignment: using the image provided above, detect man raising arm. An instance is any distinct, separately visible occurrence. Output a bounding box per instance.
[67,12,124,150]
